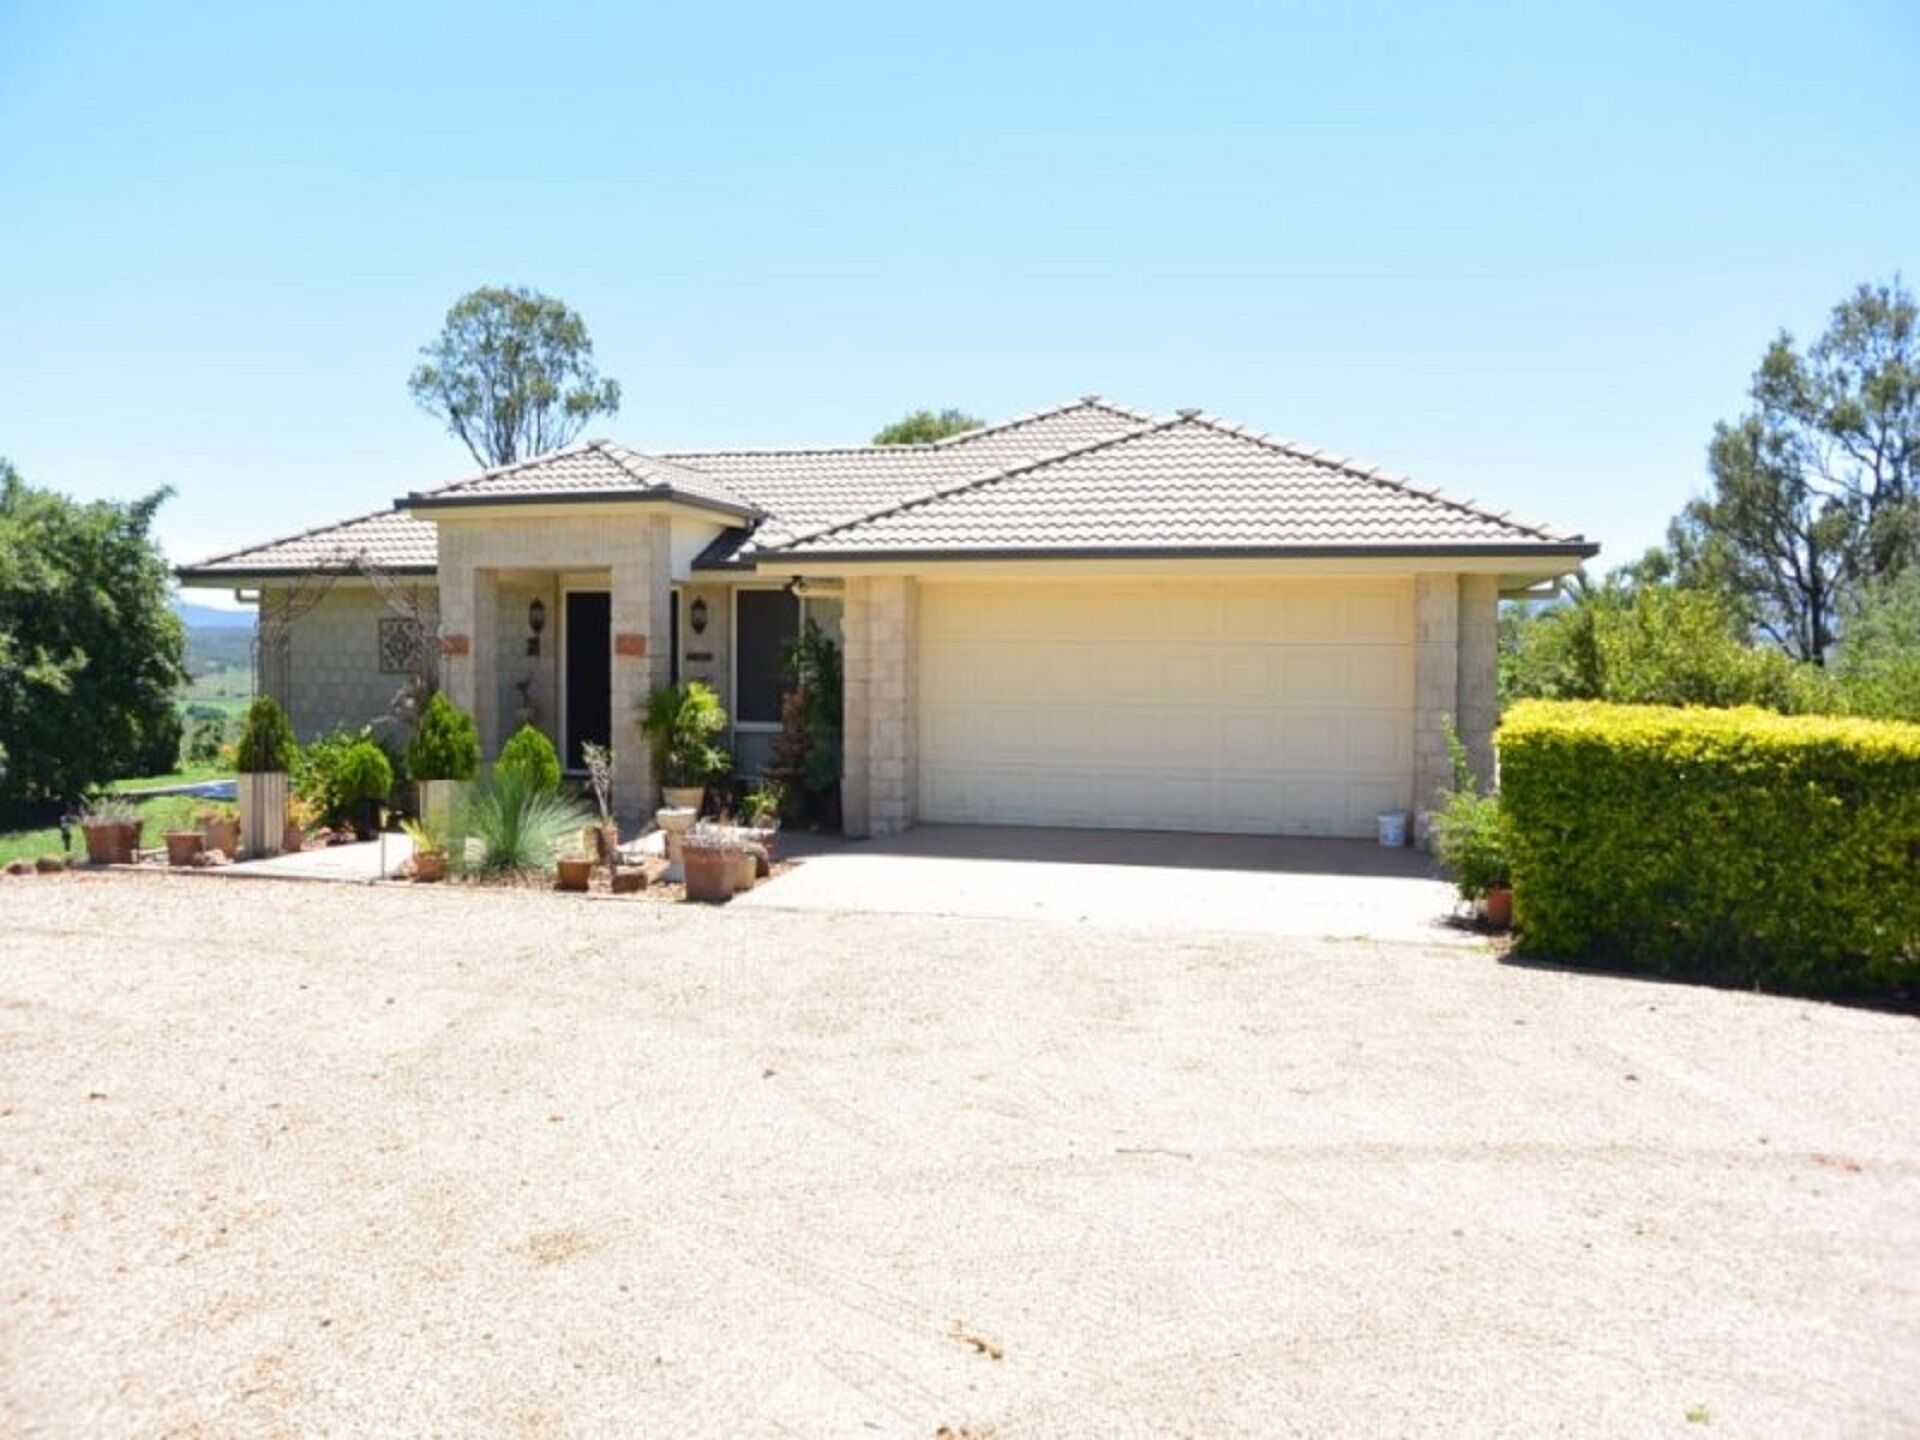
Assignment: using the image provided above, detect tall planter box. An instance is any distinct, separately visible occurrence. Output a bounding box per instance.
[415,779,468,836]
[236,772,287,859]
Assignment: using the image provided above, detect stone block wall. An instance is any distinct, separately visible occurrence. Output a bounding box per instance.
[842,575,919,838]
[1456,573,1500,787]
[260,584,430,742]
[1412,573,1462,816]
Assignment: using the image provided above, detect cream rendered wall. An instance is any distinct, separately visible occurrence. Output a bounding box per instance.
[676,580,734,713]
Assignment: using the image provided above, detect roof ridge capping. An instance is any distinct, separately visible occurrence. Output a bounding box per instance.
[775,412,1184,548]
[662,395,1157,461]
[1174,411,1586,546]
[402,437,606,500]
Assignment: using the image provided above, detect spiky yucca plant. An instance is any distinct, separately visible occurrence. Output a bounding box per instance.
[453,764,590,876]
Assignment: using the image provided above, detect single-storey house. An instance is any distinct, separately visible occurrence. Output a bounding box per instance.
[178,397,1596,837]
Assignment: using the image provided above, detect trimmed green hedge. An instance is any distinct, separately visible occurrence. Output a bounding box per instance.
[1500,700,1920,995]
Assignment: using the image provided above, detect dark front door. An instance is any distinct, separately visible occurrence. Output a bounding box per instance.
[563,590,612,771]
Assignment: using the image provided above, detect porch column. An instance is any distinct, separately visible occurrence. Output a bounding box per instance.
[608,516,671,823]
[1456,573,1500,787]
[1412,572,1460,818]
[842,575,918,838]
[440,561,501,757]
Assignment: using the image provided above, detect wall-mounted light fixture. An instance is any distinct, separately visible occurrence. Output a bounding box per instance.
[527,596,547,656]
[689,595,709,635]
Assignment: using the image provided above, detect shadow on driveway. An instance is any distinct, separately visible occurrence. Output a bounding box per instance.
[753,823,1467,943]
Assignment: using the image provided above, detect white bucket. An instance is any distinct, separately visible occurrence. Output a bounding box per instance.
[1376,809,1410,848]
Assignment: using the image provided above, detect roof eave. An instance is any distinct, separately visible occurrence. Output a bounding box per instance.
[175,563,439,586]
[761,541,1599,565]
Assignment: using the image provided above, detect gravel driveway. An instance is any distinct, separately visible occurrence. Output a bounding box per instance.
[2,873,1915,1436]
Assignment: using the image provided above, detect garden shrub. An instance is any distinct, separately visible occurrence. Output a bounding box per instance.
[1500,700,1920,995]
[496,723,562,795]
[235,696,296,773]
[335,740,394,807]
[295,727,391,825]
[405,692,480,781]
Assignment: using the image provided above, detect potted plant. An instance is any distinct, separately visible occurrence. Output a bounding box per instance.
[235,696,296,858]
[680,822,747,903]
[406,692,481,835]
[1431,723,1512,930]
[78,795,140,865]
[641,681,731,813]
[402,818,449,882]
[740,781,784,864]
[580,741,619,864]
[196,804,241,858]
[335,739,395,842]
[282,794,315,854]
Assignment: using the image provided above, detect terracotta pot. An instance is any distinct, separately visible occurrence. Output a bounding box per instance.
[164,830,204,868]
[681,844,736,903]
[414,851,448,883]
[610,865,648,895]
[282,822,306,854]
[1482,885,1514,931]
[732,849,757,892]
[555,854,593,893]
[81,821,128,866]
[201,816,240,857]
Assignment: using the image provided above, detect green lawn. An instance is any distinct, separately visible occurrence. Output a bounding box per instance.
[0,763,233,866]
[0,793,215,867]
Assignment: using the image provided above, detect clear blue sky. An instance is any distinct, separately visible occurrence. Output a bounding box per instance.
[2,1,1914,607]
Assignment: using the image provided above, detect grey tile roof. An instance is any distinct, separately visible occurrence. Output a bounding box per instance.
[177,397,1593,580]
[178,506,439,579]
[404,438,759,516]
[773,413,1591,558]
[665,398,1152,550]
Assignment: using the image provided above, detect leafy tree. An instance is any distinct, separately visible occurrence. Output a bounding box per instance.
[1663,277,1918,664]
[1835,572,1920,720]
[409,286,622,467]
[1501,576,1830,714]
[0,460,187,808]
[871,408,984,446]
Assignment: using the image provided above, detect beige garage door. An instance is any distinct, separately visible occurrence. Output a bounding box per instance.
[918,577,1415,836]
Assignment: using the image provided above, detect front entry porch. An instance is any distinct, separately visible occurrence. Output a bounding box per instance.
[434,513,674,825]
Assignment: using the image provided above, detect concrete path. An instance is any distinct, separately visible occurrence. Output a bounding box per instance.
[745,824,1471,943]
[225,834,413,883]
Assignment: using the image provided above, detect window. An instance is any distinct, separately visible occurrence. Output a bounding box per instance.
[734,588,799,726]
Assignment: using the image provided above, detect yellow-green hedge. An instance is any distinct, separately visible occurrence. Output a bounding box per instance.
[1499,700,1920,994]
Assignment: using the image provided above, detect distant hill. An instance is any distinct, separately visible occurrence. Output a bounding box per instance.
[174,602,254,630]
[172,602,254,676]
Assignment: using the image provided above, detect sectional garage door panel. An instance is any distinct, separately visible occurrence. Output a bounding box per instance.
[917,579,1415,837]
